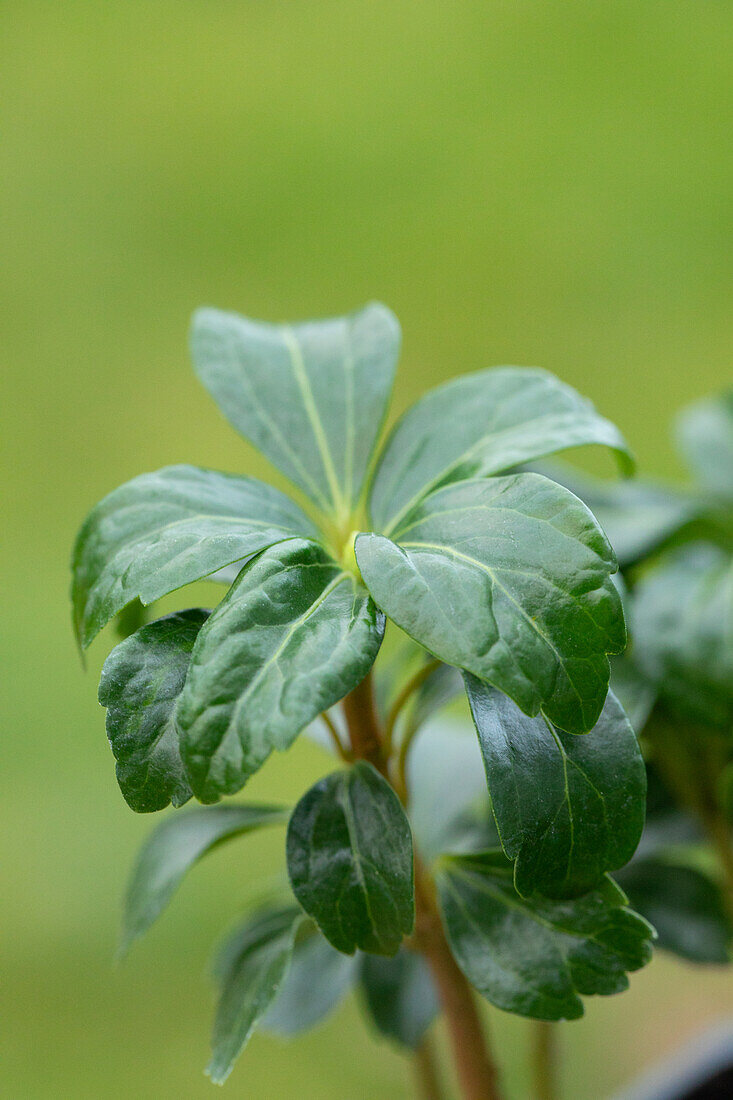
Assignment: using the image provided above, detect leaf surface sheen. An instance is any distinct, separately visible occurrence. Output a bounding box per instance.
[208,906,306,1084]
[98,609,209,813]
[465,679,646,898]
[178,539,384,802]
[369,367,632,534]
[286,762,415,956]
[191,302,400,519]
[436,850,654,1021]
[356,474,625,734]
[72,464,316,648]
[120,803,287,955]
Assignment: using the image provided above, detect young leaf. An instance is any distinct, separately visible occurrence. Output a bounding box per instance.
[465,679,646,898]
[359,948,440,1049]
[369,367,632,534]
[178,540,384,802]
[263,925,357,1037]
[208,906,306,1084]
[676,389,733,500]
[356,474,625,735]
[436,850,654,1021]
[98,609,208,813]
[191,302,400,520]
[617,857,732,965]
[286,762,415,956]
[120,804,287,955]
[72,465,316,648]
[632,543,733,729]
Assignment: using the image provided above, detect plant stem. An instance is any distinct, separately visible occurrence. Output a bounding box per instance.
[413,1037,445,1100]
[532,1021,558,1100]
[320,710,350,761]
[341,673,503,1100]
[383,658,441,755]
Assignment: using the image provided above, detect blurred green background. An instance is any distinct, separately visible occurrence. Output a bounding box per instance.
[3,3,732,1097]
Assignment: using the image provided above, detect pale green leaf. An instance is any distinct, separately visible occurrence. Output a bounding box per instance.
[120,804,286,955]
[264,926,357,1036]
[358,948,439,1049]
[369,367,632,534]
[72,464,316,648]
[677,389,733,499]
[191,302,400,520]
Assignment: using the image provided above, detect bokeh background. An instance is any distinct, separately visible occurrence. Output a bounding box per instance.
[3,3,732,1097]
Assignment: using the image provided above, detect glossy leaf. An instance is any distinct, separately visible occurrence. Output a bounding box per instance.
[369,367,632,534]
[72,464,316,648]
[677,390,733,499]
[208,906,305,1084]
[286,762,414,956]
[617,857,731,964]
[465,679,646,898]
[191,302,400,519]
[264,925,357,1037]
[178,539,384,802]
[632,544,733,729]
[436,850,654,1021]
[539,462,701,569]
[98,610,208,813]
[120,804,286,955]
[359,948,440,1049]
[357,474,625,735]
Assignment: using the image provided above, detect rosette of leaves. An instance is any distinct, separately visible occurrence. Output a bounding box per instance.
[73,302,655,1086]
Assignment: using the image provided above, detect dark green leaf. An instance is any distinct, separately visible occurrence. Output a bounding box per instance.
[676,390,733,499]
[617,857,731,964]
[178,540,384,802]
[632,543,733,729]
[72,464,316,648]
[191,302,400,520]
[286,762,414,956]
[465,680,646,898]
[120,804,286,955]
[369,367,632,534]
[357,474,625,735]
[436,850,654,1021]
[208,906,305,1084]
[98,610,208,813]
[263,925,357,1036]
[359,948,439,1049]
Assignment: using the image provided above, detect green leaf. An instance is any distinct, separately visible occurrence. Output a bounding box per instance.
[98,610,208,813]
[436,850,654,1021]
[263,925,357,1036]
[178,540,384,802]
[617,857,731,964]
[538,462,701,569]
[677,389,733,499]
[632,543,733,729]
[359,948,439,1049]
[609,654,657,735]
[465,680,646,898]
[191,302,400,520]
[208,906,306,1084]
[72,464,316,648]
[369,367,632,534]
[286,761,414,956]
[356,474,625,735]
[409,661,464,734]
[120,804,286,956]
